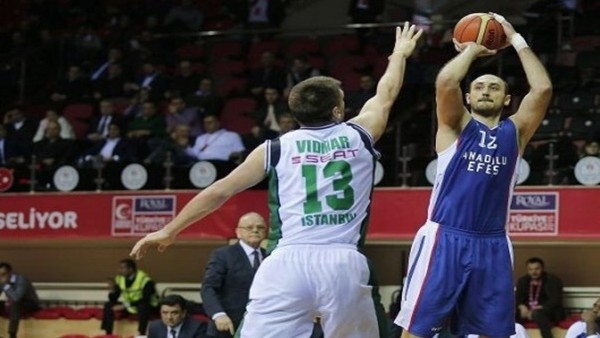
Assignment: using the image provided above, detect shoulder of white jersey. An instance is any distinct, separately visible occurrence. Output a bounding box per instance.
[264,138,281,171]
[345,121,380,159]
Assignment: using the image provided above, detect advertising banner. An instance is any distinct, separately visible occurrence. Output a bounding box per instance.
[1,188,599,241]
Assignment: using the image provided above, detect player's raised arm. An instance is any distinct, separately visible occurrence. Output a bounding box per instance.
[350,22,422,142]
[130,145,268,259]
[493,13,553,152]
[434,41,495,151]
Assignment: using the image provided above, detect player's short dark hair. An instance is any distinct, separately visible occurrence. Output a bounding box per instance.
[0,262,13,272]
[526,257,545,268]
[288,76,342,126]
[120,258,136,270]
[160,294,188,310]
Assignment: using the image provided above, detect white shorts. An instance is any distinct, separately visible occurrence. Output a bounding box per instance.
[239,244,380,338]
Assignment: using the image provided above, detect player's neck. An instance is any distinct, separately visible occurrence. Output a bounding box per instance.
[471,113,501,128]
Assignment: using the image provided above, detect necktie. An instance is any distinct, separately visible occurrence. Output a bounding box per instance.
[98,116,108,135]
[170,328,177,338]
[252,250,260,271]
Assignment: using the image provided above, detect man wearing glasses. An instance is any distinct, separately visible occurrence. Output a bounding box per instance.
[565,298,600,338]
[201,212,267,338]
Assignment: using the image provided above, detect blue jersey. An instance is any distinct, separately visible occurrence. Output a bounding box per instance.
[428,118,520,233]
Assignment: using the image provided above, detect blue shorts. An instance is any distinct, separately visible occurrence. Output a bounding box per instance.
[395,222,516,338]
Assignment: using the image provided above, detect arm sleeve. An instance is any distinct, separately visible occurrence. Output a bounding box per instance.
[200,249,228,317]
[3,276,29,302]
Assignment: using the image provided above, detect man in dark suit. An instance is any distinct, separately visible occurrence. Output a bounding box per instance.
[0,262,40,338]
[201,212,267,338]
[147,294,206,338]
[3,106,38,154]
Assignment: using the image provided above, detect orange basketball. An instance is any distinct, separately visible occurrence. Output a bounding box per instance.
[453,13,507,50]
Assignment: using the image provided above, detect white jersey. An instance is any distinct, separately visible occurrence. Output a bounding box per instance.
[264,122,379,251]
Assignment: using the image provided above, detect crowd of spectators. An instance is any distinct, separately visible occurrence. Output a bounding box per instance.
[0,0,598,191]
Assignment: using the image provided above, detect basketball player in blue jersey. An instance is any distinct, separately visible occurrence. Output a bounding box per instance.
[395,14,552,338]
[130,23,422,338]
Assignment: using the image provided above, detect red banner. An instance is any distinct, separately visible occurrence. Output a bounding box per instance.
[1,187,599,241]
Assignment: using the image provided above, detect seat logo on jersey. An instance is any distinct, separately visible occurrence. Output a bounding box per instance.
[292,137,359,164]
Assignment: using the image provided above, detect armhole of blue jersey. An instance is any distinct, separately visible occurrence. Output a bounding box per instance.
[347,122,381,159]
[267,139,281,170]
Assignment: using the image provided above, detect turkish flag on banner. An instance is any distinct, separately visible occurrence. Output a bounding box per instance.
[0,167,14,192]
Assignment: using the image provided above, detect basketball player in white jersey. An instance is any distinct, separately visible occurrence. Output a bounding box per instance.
[396,14,552,338]
[131,23,422,338]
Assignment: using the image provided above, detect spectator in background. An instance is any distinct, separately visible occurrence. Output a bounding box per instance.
[145,124,196,166]
[249,51,286,97]
[33,109,75,142]
[33,120,75,189]
[50,65,90,105]
[201,212,267,338]
[172,60,201,98]
[187,77,223,116]
[92,63,128,100]
[88,100,125,143]
[3,107,38,154]
[564,297,600,338]
[277,112,297,135]
[101,259,159,336]
[284,55,321,97]
[516,257,565,338]
[163,0,204,32]
[188,114,245,162]
[147,294,206,338]
[90,47,125,81]
[127,101,167,141]
[0,123,26,167]
[253,87,288,134]
[345,73,376,119]
[81,122,135,164]
[125,60,169,101]
[347,0,384,38]
[0,262,40,338]
[166,96,203,138]
[580,139,599,158]
[244,0,288,29]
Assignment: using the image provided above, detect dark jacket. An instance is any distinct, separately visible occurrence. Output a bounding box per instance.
[515,272,566,321]
[201,242,266,337]
[0,273,40,308]
[147,315,206,338]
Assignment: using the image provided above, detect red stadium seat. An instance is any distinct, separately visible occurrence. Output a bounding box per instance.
[215,77,249,97]
[209,41,243,60]
[32,309,61,319]
[558,314,580,329]
[210,60,247,78]
[176,44,204,60]
[247,40,281,64]
[220,97,257,134]
[62,103,94,121]
[322,35,361,55]
[287,38,320,56]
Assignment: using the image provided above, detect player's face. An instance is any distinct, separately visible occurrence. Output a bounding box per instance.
[467,75,509,117]
[526,262,543,280]
[160,304,186,327]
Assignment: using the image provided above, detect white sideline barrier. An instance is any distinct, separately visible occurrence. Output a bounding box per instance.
[20,283,597,314]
